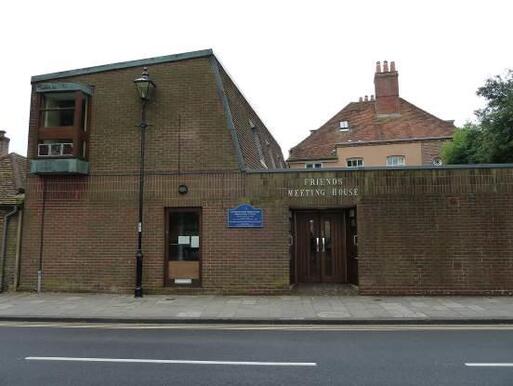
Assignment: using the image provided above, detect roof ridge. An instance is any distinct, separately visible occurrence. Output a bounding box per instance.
[32,49,214,83]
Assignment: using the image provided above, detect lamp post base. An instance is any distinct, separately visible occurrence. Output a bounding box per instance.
[135,249,143,298]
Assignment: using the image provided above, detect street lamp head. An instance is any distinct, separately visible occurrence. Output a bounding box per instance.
[134,67,156,101]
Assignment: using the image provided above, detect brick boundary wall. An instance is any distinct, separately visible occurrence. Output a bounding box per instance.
[17,167,513,295]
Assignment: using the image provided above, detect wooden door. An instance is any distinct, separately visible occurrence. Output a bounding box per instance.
[346,208,358,285]
[295,211,345,283]
[165,208,201,286]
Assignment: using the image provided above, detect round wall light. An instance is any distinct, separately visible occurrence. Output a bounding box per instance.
[178,185,188,195]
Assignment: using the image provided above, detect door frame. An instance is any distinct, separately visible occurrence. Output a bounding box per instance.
[164,207,202,287]
[291,207,357,285]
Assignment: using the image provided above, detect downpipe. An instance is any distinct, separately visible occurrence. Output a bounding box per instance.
[0,206,19,292]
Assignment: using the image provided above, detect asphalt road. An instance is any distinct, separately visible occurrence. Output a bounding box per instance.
[1,324,513,385]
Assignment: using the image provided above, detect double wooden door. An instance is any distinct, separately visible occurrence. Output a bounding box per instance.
[295,211,345,283]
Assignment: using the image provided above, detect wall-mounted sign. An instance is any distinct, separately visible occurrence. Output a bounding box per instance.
[287,177,359,198]
[228,204,263,228]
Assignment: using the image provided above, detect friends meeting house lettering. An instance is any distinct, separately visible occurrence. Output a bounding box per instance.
[288,177,359,198]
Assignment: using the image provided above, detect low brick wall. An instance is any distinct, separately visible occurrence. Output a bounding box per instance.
[18,166,513,295]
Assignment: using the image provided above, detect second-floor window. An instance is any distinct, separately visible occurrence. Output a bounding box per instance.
[347,158,364,167]
[41,93,76,128]
[386,155,406,166]
[305,162,322,168]
[35,85,91,160]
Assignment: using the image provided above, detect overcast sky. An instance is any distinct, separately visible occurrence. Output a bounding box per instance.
[1,0,511,157]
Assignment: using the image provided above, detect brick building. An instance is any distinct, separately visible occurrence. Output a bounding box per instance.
[288,61,456,169]
[17,50,513,295]
[0,131,26,292]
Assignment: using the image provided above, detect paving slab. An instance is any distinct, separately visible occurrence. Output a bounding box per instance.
[0,292,513,324]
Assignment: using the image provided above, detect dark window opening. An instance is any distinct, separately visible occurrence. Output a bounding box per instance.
[41,93,76,127]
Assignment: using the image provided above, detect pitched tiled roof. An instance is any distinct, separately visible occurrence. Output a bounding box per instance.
[0,153,26,205]
[288,98,456,161]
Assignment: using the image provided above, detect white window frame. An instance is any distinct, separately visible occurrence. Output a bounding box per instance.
[346,158,364,168]
[305,162,323,169]
[38,142,74,157]
[386,155,406,167]
[339,121,349,131]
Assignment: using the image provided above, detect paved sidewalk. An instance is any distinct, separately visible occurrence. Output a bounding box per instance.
[1,292,513,323]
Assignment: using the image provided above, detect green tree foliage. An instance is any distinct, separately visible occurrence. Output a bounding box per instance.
[442,69,513,164]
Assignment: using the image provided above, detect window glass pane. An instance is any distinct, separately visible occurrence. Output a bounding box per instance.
[62,143,73,155]
[347,158,363,167]
[386,156,405,166]
[38,144,49,156]
[81,97,88,131]
[43,110,74,127]
[169,212,200,262]
[43,93,75,109]
[42,93,75,127]
[50,144,62,156]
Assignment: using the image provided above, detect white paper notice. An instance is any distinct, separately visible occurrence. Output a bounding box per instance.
[178,236,190,245]
[191,236,199,248]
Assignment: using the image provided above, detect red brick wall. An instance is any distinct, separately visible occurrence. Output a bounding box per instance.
[18,167,513,295]
[29,57,240,173]
[19,173,290,294]
[357,193,513,295]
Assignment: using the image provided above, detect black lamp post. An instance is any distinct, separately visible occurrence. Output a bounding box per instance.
[133,67,156,298]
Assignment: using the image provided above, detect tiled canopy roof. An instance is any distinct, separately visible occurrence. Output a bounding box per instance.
[0,153,26,205]
[288,98,456,161]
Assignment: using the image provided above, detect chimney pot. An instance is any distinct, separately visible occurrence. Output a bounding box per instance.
[370,95,375,101]
[0,131,9,157]
[375,61,381,73]
[359,97,363,102]
[383,60,389,72]
[390,61,396,72]
[364,95,369,101]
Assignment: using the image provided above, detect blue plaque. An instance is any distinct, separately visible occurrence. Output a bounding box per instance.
[227,204,263,228]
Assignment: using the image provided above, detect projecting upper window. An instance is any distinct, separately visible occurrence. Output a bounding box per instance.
[305,162,323,169]
[386,155,406,166]
[35,83,93,159]
[339,121,349,131]
[40,92,89,131]
[346,158,364,168]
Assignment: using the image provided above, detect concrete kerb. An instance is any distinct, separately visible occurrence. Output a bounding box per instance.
[2,316,513,325]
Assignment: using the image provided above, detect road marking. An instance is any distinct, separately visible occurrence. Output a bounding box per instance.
[4,322,513,331]
[465,363,513,367]
[25,356,317,367]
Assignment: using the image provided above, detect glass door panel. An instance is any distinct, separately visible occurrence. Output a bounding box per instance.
[167,209,201,285]
[323,218,333,278]
[308,218,320,281]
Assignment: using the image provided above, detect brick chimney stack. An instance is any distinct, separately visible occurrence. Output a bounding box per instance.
[374,60,400,116]
[0,131,10,157]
